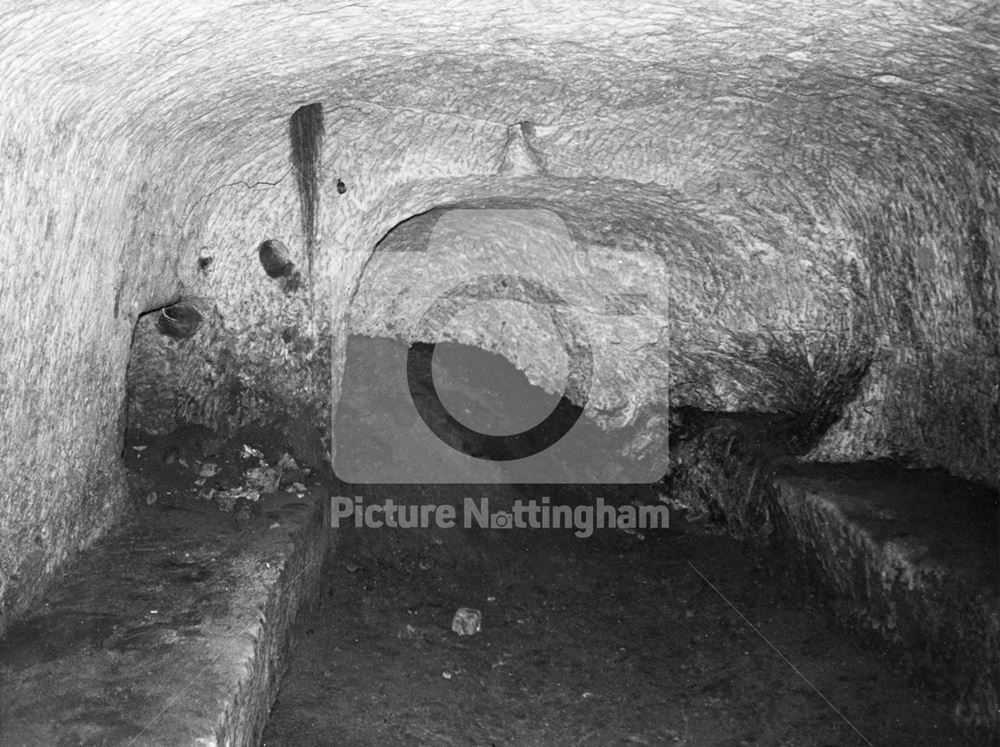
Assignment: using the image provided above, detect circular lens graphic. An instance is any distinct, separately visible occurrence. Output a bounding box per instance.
[406,275,592,461]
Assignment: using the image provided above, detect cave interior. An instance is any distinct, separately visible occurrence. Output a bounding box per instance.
[0,2,998,745]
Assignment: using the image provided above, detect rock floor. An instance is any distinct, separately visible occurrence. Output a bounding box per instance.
[264,506,976,746]
[1,425,994,747]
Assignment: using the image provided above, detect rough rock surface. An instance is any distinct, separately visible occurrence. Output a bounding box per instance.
[0,457,329,746]
[1,0,998,639]
[770,462,999,739]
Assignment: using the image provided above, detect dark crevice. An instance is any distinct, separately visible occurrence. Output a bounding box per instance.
[147,300,203,340]
[289,102,324,286]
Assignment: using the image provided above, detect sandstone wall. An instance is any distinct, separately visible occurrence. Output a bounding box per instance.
[1,0,996,632]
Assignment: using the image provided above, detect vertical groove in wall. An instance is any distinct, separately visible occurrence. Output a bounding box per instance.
[289,103,325,291]
[289,102,327,408]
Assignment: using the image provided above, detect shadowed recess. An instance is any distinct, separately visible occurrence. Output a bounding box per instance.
[289,102,325,283]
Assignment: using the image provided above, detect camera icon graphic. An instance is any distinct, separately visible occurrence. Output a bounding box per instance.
[489,510,514,530]
[334,207,669,484]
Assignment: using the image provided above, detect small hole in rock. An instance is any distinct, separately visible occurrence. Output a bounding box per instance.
[258,239,296,279]
[156,302,202,340]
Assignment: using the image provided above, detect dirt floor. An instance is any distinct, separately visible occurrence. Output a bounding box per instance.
[262,491,974,747]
